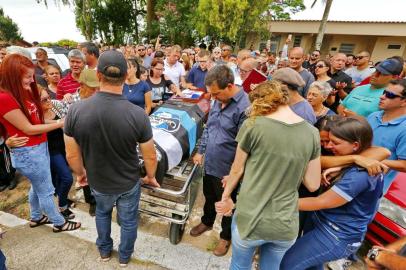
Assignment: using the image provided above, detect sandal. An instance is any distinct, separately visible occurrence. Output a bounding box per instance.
[29,215,51,228]
[53,220,81,233]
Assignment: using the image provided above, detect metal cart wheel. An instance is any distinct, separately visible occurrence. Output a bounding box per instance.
[169,214,185,245]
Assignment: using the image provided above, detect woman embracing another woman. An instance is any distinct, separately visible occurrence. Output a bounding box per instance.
[0,54,80,232]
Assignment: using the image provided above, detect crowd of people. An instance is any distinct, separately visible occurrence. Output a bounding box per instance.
[0,37,405,270]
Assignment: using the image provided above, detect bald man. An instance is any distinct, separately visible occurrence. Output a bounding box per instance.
[327,53,354,112]
[288,47,315,97]
[345,51,375,87]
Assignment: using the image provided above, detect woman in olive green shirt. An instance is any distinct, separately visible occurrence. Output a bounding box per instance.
[216,80,321,270]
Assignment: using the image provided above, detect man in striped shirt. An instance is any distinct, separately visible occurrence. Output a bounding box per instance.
[56,49,85,100]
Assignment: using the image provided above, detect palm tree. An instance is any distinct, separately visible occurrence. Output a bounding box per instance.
[313,0,333,50]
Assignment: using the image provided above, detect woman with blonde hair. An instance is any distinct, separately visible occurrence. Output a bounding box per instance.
[216,80,321,270]
[44,64,61,99]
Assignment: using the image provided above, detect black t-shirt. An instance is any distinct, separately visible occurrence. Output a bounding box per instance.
[64,91,153,194]
[326,70,353,112]
[47,114,65,155]
[146,75,174,102]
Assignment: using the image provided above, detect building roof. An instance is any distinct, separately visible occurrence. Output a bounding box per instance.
[273,19,406,24]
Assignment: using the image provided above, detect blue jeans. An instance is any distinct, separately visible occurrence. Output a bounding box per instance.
[230,217,296,270]
[10,143,65,226]
[280,215,361,270]
[50,153,73,208]
[0,249,6,270]
[91,182,141,262]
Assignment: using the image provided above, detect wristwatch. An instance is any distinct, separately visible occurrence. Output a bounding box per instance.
[367,247,380,261]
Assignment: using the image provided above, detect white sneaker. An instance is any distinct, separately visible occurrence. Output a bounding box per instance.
[327,258,352,270]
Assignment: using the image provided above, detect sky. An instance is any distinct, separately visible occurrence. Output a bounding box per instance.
[1,0,406,43]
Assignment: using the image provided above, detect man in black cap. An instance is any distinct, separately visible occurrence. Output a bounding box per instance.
[338,58,402,117]
[64,50,159,267]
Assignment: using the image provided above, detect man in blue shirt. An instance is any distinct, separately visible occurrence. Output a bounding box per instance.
[191,65,250,256]
[338,58,402,117]
[367,79,406,193]
[186,50,210,91]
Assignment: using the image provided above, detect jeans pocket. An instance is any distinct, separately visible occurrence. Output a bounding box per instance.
[343,242,362,257]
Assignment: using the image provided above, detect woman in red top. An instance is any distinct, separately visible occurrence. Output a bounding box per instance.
[0,54,80,232]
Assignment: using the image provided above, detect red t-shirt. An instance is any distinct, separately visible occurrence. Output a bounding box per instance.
[56,72,80,100]
[0,92,47,146]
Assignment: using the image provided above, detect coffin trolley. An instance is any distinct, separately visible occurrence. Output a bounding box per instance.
[138,95,210,244]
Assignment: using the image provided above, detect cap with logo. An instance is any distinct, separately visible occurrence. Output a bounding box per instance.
[376,58,403,76]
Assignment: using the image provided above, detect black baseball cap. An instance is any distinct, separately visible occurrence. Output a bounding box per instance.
[376,58,403,76]
[97,50,127,77]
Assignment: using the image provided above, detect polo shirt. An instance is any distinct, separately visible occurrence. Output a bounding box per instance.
[316,166,383,241]
[163,60,186,88]
[341,84,384,117]
[186,66,207,90]
[56,72,80,100]
[367,111,406,192]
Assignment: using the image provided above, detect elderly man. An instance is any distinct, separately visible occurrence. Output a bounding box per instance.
[288,47,315,97]
[64,50,159,267]
[56,49,85,100]
[191,65,250,256]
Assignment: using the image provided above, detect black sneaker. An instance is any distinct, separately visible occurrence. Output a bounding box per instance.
[67,199,76,208]
[89,204,96,217]
[60,208,75,220]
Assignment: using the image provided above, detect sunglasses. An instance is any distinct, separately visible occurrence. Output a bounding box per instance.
[316,64,326,68]
[355,56,366,60]
[383,90,404,99]
[138,49,145,51]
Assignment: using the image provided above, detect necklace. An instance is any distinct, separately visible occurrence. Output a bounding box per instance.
[127,82,139,93]
[315,105,327,116]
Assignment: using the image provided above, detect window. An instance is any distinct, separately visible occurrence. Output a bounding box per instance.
[339,43,355,54]
[293,35,302,47]
[388,44,401,50]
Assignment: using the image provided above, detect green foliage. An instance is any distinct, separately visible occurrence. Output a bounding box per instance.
[153,0,199,47]
[195,0,305,42]
[73,0,135,45]
[0,8,23,42]
[38,39,78,47]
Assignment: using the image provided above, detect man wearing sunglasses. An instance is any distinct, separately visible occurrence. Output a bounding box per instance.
[367,79,406,193]
[345,51,375,87]
[338,58,401,117]
[137,44,152,69]
[302,50,320,75]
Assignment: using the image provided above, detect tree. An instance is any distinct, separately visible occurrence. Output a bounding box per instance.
[195,0,305,48]
[313,0,333,50]
[0,8,23,42]
[153,0,199,47]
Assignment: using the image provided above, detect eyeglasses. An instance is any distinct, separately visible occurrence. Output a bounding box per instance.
[41,96,51,103]
[154,67,164,71]
[316,64,326,69]
[382,90,404,99]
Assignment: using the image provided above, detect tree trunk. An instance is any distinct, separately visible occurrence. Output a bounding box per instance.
[314,0,333,50]
[146,0,156,41]
[134,0,139,43]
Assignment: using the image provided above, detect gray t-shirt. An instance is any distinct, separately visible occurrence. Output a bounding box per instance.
[298,69,315,97]
[290,100,317,125]
[64,91,153,194]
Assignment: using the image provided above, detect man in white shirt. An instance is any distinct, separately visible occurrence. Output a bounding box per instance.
[345,51,375,87]
[163,45,186,89]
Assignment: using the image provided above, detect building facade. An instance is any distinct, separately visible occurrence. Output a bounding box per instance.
[251,19,406,63]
